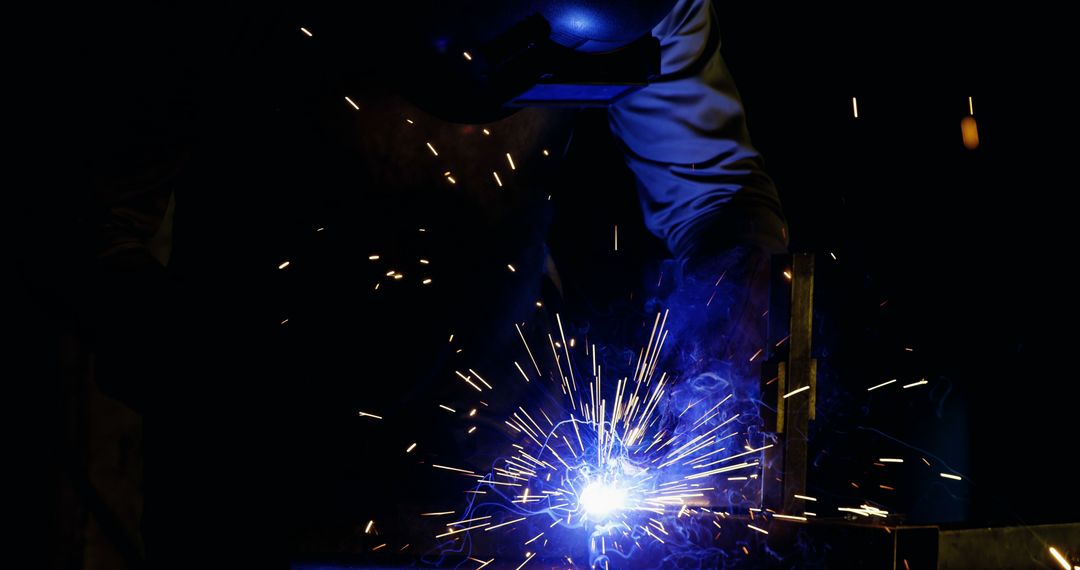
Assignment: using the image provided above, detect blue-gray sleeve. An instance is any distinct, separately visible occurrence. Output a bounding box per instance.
[608,0,786,260]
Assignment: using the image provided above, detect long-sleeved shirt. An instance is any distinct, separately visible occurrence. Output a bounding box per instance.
[90,0,784,267]
[611,0,787,260]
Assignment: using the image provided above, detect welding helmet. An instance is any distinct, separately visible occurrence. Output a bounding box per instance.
[325,1,677,123]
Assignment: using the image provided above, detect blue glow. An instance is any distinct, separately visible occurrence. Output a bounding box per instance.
[425,295,769,566]
[558,9,595,35]
[579,480,627,518]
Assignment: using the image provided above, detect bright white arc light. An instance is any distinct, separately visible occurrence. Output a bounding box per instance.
[579,481,626,518]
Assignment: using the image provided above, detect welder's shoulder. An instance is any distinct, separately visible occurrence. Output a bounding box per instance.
[652,0,714,75]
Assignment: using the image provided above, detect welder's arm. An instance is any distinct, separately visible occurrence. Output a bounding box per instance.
[607,0,786,264]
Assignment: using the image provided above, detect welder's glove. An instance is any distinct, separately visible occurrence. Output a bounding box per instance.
[654,243,775,462]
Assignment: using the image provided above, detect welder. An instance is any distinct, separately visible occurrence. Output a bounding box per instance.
[44,0,786,566]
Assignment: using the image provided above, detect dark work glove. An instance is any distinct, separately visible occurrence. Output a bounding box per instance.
[652,244,776,500]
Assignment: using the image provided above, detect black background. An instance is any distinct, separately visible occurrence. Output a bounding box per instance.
[12,0,1074,564]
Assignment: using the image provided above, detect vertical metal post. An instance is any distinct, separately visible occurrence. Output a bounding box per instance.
[762,253,816,514]
[782,253,815,513]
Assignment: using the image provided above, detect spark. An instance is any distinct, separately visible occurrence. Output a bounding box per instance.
[902,379,928,389]
[406,443,417,453]
[542,149,549,156]
[830,251,837,260]
[423,279,432,285]
[426,142,439,156]
[278,261,290,270]
[684,461,759,480]
[300,27,313,37]
[406,119,414,124]
[469,369,493,389]
[483,128,491,135]
[857,505,889,517]
[1050,547,1071,570]
[436,522,491,538]
[449,515,492,526]
[419,259,430,264]
[463,52,472,61]
[365,520,374,533]
[514,362,530,382]
[747,524,769,535]
[357,411,383,420]
[456,371,483,392]
[414,313,754,563]
[772,514,808,522]
[940,473,962,481]
[368,255,380,260]
[345,96,359,110]
[316,227,324,231]
[614,225,618,251]
[961,115,980,150]
[968,96,974,116]
[484,516,526,531]
[879,458,903,463]
[432,464,476,475]
[852,96,859,118]
[783,270,792,280]
[371,543,386,551]
[793,494,817,501]
[515,552,535,570]
[867,379,896,391]
[783,385,810,399]
[507,264,516,272]
[420,511,455,516]
[506,153,516,170]
[493,171,503,187]
[280,319,289,325]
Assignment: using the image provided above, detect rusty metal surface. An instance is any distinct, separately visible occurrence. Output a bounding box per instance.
[781,253,815,515]
[938,523,1080,569]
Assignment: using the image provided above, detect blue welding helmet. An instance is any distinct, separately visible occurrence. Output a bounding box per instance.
[329,1,678,123]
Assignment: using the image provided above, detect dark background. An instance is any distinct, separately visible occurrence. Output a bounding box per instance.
[12,1,1074,566]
